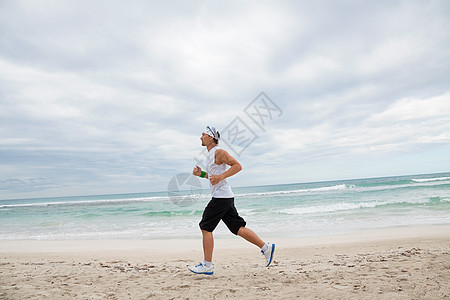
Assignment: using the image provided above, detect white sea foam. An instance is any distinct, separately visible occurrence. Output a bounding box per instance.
[233,179,448,198]
[0,192,213,209]
[411,176,450,183]
[277,201,390,215]
[0,195,200,209]
[236,184,352,197]
[276,196,439,216]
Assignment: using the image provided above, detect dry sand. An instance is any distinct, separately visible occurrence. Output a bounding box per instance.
[1,225,449,299]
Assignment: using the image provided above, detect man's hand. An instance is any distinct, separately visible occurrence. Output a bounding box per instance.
[209,174,224,185]
[193,166,202,177]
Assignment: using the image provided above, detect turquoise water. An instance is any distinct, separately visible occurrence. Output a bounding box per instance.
[0,173,449,240]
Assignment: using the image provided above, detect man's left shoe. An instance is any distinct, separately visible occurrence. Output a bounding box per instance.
[261,243,275,267]
[188,262,214,275]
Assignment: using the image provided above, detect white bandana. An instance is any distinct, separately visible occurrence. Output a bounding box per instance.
[204,126,219,140]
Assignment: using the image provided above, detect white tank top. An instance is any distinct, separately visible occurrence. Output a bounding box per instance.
[206,146,234,198]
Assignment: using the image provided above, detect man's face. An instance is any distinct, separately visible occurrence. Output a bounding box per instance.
[201,132,213,146]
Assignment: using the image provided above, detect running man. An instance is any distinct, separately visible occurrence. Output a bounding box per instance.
[188,126,275,275]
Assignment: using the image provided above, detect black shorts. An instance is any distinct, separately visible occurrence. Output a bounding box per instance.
[199,197,246,235]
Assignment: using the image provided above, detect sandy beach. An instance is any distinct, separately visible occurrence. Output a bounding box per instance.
[1,225,449,299]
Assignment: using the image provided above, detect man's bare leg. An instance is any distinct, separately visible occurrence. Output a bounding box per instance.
[202,230,214,262]
[237,227,265,248]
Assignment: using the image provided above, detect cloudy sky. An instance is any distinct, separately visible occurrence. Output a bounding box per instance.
[1,0,449,199]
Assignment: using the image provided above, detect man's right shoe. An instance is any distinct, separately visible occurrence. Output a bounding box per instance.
[261,243,275,267]
[188,262,214,275]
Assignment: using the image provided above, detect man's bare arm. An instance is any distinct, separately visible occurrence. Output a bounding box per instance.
[209,149,242,185]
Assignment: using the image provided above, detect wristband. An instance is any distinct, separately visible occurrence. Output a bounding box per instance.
[200,171,206,178]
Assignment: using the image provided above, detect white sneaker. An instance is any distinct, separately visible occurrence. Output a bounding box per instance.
[261,243,275,267]
[188,262,214,275]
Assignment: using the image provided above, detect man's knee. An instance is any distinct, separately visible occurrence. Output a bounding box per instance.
[236,226,246,236]
[201,229,213,236]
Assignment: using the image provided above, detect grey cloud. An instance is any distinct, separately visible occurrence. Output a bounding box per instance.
[1,0,449,199]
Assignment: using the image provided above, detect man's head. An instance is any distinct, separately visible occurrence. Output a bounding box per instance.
[201,126,220,146]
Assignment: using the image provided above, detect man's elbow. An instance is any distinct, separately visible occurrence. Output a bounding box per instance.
[236,162,242,172]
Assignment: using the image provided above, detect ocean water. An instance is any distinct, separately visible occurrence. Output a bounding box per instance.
[0,173,449,240]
